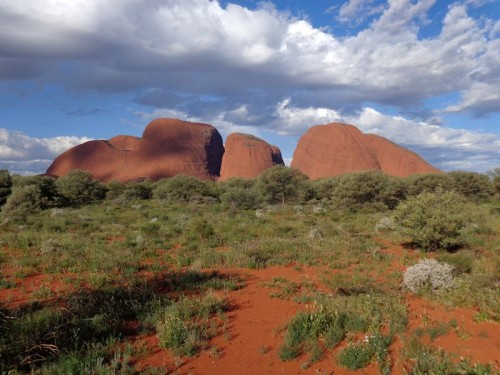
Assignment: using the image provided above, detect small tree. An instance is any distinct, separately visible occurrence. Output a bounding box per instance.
[404,173,453,197]
[0,169,12,206]
[487,167,500,196]
[123,180,152,200]
[257,166,308,205]
[13,175,59,208]
[394,191,472,251]
[310,177,340,201]
[220,186,262,210]
[448,171,494,203]
[153,175,216,203]
[105,180,125,200]
[1,185,42,223]
[55,170,106,206]
[332,171,406,211]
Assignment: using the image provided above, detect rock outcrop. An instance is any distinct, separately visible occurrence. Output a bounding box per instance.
[291,123,380,179]
[364,134,441,176]
[47,119,439,182]
[219,133,284,180]
[291,122,440,179]
[46,118,225,182]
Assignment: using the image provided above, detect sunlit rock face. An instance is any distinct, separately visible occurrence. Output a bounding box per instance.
[219,133,284,180]
[291,122,440,179]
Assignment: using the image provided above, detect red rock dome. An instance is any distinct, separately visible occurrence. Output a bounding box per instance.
[46,118,224,182]
[364,134,441,176]
[291,122,440,179]
[219,133,284,180]
[291,123,380,179]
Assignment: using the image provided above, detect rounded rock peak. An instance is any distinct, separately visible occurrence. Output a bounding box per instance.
[108,135,141,151]
[142,118,218,143]
[220,132,284,180]
[291,122,380,179]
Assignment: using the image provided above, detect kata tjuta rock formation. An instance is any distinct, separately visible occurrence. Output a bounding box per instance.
[219,133,284,180]
[46,118,284,182]
[291,122,440,179]
[46,118,225,182]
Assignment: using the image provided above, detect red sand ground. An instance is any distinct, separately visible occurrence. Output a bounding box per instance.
[1,247,498,374]
[132,266,499,374]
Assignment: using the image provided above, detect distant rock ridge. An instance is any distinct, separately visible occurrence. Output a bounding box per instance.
[291,122,441,179]
[46,119,440,182]
[46,118,283,182]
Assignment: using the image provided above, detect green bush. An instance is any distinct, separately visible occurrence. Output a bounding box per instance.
[1,185,42,223]
[488,167,500,196]
[257,166,308,205]
[157,294,227,356]
[220,186,262,210]
[0,169,12,206]
[153,175,216,203]
[448,171,495,203]
[13,175,59,208]
[55,170,106,207]
[337,344,373,370]
[332,171,406,211]
[122,180,152,200]
[105,180,125,200]
[310,177,340,201]
[404,173,453,197]
[394,191,472,251]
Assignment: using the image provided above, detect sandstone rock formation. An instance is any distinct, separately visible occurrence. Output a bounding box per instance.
[291,123,380,179]
[46,118,225,182]
[364,134,441,176]
[219,133,284,180]
[291,122,440,179]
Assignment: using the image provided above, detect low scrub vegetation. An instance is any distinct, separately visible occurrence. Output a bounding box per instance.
[0,167,497,373]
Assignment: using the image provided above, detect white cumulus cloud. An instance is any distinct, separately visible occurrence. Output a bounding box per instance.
[0,128,92,174]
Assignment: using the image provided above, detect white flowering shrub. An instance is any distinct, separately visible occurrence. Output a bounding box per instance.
[40,238,63,254]
[375,217,395,232]
[402,258,455,293]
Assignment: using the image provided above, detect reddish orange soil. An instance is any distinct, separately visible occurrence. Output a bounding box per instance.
[1,249,498,374]
[131,266,499,374]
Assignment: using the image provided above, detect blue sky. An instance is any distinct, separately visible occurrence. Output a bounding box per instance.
[0,0,499,174]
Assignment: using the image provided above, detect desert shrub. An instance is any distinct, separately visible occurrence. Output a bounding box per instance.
[153,175,216,203]
[337,343,375,370]
[1,185,42,223]
[188,216,215,240]
[404,173,453,197]
[257,166,308,205]
[332,171,406,211]
[55,170,106,207]
[309,177,340,201]
[13,175,59,208]
[402,258,455,293]
[393,191,472,251]
[218,177,256,192]
[448,171,495,203]
[156,294,227,356]
[375,216,396,231]
[0,169,12,206]
[105,180,125,200]
[122,180,152,200]
[220,186,262,210]
[487,167,500,196]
